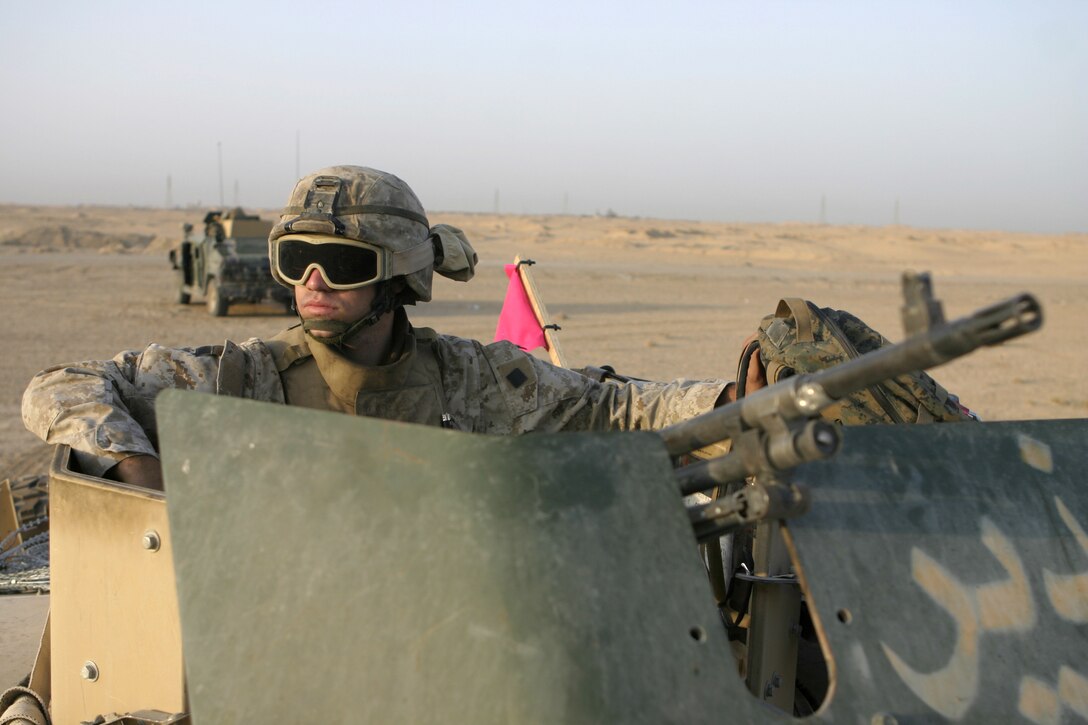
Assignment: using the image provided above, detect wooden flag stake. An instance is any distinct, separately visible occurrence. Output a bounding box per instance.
[514,256,568,368]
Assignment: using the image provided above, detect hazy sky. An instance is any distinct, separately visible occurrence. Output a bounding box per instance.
[1,1,1084,232]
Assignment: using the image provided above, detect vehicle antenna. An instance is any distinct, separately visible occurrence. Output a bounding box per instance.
[217,141,224,207]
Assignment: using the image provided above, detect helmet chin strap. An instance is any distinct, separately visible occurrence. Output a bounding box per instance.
[300,283,398,349]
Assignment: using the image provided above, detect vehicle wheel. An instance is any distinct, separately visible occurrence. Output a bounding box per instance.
[206,279,228,317]
[177,288,191,305]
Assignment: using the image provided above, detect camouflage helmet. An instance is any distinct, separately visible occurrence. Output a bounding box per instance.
[268,166,435,304]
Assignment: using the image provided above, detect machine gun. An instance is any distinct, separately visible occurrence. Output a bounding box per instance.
[658,272,1042,712]
[659,272,1041,543]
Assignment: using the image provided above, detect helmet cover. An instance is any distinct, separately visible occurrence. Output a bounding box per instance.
[269,166,435,303]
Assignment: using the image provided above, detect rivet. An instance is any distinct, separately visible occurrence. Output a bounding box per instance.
[142,530,161,552]
[81,660,99,681]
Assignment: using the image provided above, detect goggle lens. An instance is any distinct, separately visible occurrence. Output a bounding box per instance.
[277,239,381,288]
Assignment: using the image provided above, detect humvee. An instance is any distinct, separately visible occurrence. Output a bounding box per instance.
[2,278,1085,724]
[168,208,292,317]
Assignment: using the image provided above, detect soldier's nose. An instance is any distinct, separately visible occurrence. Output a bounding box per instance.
[304,268,330,290]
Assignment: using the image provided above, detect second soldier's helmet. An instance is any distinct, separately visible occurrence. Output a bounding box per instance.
[270,166,474,305]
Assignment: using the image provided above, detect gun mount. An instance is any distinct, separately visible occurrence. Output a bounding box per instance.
[668,274,1041,532]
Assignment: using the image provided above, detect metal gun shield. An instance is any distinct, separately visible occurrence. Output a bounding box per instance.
[786,419,1088,722]
[157,390,746,724]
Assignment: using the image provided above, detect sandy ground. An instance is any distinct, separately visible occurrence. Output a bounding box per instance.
[1,204,1085,481]
[0,594,49,687]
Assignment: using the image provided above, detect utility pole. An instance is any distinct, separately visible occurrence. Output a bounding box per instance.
[234,179,239,207]
[166,174,172,208]
[894,198,900,226]
[217,142,224,207]
[819,194,827,225]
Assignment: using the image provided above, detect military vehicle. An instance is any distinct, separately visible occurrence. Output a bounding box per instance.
[168,208,292,317]
[2,276,1086,724]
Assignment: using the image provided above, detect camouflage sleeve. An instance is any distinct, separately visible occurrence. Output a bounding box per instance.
[524,359,728,433]
[20,339,283,478]
[469,340,729,434]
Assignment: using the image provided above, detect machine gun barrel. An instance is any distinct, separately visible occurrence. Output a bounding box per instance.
[661,292,1042,459]
[676,419,840,496]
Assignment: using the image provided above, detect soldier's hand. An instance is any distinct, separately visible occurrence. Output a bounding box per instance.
[719,334,767,405]
[740,334,767,395]
[106,454,164,491]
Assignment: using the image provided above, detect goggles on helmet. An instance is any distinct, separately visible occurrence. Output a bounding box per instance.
[274,234,388,290]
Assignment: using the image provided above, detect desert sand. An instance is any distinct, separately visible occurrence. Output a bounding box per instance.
[1,203,1085,481]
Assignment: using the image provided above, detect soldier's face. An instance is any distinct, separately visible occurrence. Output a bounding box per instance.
[294,268,379,338]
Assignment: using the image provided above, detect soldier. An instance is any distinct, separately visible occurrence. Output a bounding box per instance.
[203,211,225,243]
[22,166,764,490]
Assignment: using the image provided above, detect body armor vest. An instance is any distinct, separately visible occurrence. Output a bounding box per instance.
[264,315,450,427]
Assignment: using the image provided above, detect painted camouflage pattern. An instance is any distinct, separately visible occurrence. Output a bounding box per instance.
[758,301,972,425]
[22,316,728,479]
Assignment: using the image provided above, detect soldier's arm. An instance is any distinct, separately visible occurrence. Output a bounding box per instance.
[577,376,732,431]
[540,337,766,432]
[585,336,767,423]
[476,340,764,434]
[108,454,164,490]
[21,344,221,481]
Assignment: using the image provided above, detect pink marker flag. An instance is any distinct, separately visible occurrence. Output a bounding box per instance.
[494,264,547,351]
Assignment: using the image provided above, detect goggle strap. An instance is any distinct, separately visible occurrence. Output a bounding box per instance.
[388,238,436,277]
[280,204,429,229]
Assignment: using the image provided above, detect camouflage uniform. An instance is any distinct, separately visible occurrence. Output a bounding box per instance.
[22,309,728,478]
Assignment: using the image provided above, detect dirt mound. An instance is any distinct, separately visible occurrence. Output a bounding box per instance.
[0,225,154,254]
[144,233,184,254]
